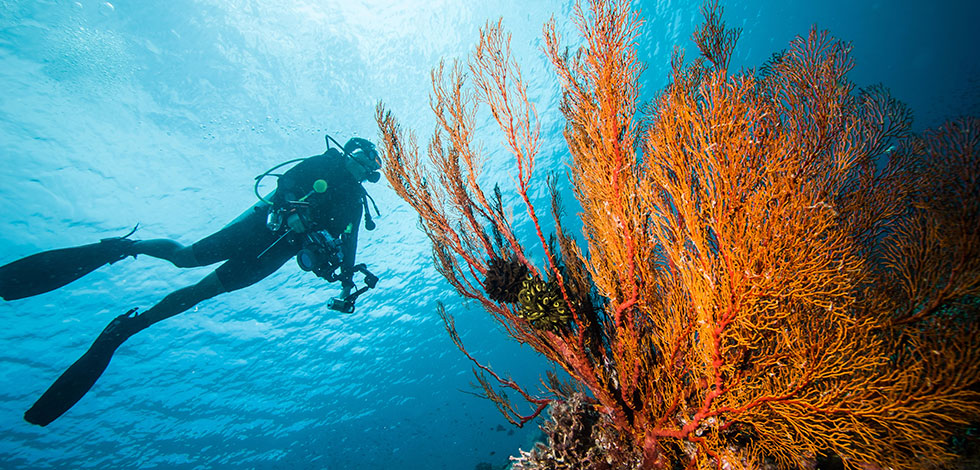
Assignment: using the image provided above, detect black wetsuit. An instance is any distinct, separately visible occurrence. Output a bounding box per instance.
[12,147,371,428]
[190,148,364,292]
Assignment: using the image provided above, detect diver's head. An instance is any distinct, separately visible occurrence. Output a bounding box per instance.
[344,137,382,183]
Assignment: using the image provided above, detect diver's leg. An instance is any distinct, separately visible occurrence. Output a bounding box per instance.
[135,204,271,270]
[132,271,225,327]
[130,239,200,268]
[1,206,266,300]
[23,272,226,426]
[25,206,289,426]
[0,236,199,300]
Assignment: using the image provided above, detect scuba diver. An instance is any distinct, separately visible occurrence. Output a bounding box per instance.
[0,136,382,427]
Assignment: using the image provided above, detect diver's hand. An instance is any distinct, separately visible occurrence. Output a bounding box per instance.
[286,213,307,233]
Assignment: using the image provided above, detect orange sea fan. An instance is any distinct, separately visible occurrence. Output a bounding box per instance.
[376,0,980,468]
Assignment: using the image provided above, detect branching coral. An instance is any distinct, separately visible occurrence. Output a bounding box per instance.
[375,0,980,468]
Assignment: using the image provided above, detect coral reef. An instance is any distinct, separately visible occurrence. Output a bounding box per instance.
[376,0,980,468]
[510,393,644,470]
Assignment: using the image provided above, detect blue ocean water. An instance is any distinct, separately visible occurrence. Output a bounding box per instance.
[0,1,976,469]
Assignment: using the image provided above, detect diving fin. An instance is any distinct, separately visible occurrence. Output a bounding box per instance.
[0,227,138,301]
[24,308,142,426]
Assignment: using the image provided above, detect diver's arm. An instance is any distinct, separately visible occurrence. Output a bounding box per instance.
[338,224,359,296]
